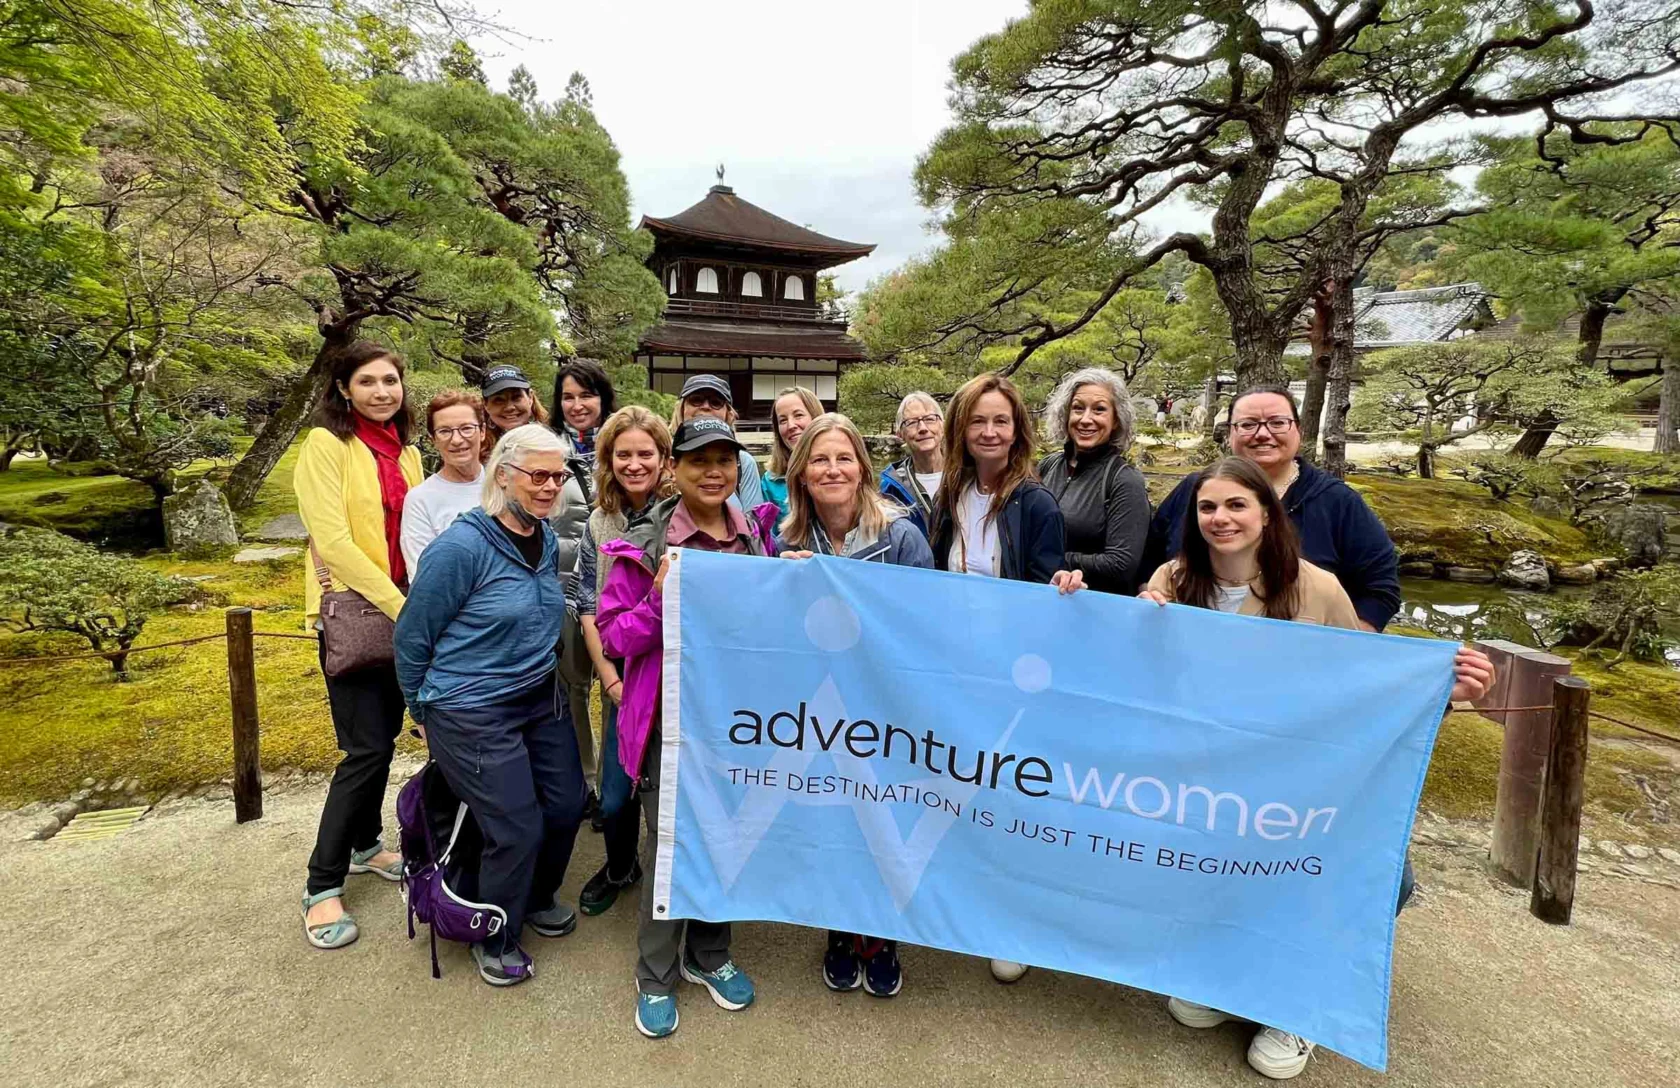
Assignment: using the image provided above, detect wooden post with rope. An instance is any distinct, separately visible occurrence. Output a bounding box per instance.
[1532,676,1591,924]
[1472,640,1572,887]
[226,607,263,823]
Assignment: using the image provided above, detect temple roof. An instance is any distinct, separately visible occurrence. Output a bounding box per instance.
[638,316,867,360]
[639,185,875,264]
[1286,282,1493,355]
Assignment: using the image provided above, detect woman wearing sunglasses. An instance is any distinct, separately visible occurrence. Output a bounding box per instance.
[395,424,589,988]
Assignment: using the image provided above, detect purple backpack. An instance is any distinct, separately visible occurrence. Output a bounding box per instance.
[397,762,505,979]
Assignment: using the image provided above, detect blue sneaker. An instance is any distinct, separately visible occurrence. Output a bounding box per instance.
[680,953,756,1011]
[822,931,861,991]
[635,986,679,1039]
[861,939,902,998]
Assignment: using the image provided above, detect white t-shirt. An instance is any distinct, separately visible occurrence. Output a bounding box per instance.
[400,469,484,574]
[949,483,1000,578]
[1214,584,1251,613]
[914,470,943,498]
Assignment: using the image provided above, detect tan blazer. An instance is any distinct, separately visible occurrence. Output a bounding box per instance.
[1143,558,1361,631]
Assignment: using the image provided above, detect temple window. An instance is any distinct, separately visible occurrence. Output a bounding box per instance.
[696,267,719,294]
[783,275,805,301]
[741,271,763,297]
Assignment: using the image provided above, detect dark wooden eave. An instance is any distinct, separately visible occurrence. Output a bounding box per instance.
[639,185,875,267]
[638,316,867,361]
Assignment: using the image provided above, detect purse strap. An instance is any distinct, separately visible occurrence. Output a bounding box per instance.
[307,537,334,593]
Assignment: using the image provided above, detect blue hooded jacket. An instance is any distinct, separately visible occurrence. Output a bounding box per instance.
[394,507,567,720]
[880,458,936,538]
[1143,458,1401,630]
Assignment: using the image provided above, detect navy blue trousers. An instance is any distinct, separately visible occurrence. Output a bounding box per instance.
[424,674,586,952]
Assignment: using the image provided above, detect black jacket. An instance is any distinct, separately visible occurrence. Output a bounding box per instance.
[930,480,1066,584]
[1037,443,1151,595]
[1143,458,1401,630]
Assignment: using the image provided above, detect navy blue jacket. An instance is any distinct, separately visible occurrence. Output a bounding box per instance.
[929,480,1066,584]
[1143,458,1401,630]
[880,458,934,538]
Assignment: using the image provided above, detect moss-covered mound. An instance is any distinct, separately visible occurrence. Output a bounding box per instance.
[1351,474,1598,570]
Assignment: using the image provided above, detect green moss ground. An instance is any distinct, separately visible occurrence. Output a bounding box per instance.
[1351,474,1597,570]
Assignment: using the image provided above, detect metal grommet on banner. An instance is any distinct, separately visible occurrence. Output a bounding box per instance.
[656,905,666,915]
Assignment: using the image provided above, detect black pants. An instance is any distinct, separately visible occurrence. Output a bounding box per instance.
[307,640,406,896]
[424,675,586,952]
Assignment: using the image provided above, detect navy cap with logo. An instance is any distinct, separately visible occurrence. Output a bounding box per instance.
[481,366,532,398]
[672,416,745,454]
[678,373,733,406]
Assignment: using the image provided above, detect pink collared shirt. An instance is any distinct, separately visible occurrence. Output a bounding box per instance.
[666,499,755,554]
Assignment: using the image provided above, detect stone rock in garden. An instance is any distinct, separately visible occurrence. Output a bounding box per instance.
[1658,848,1680,866]
[1497,550,1550,590]
[1623,844,1653,860]
[162,480,240,555]
[1443,566,1496,583]
[233,545,302,564]
[1398,561,1435,577]
[80,778,94,789]
[1553,563,1598,585]
[253,513,308,542]
[1596,839,1625,858]
[1591,557,1621,575]
[49,800,79,823]
[1600,504,1668,567]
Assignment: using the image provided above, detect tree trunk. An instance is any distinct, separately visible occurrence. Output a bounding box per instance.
[1513,293,1618,459]
[1417,444,1435,479]
[1200,374,1218,438]
[224,328,349,510]
[0,447,18,472]
[1297,287,1333,462]
[1319,277,1358,479]
[1656,359,1680,455]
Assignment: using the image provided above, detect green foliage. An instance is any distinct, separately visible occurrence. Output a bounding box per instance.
[836,363,960,434]
[0,528,196,677]
[1546,566,1680,665]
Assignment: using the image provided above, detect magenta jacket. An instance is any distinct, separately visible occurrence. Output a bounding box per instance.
[596,496,777,781]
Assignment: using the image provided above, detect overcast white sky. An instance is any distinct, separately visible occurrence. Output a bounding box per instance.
[476,0,1030,293]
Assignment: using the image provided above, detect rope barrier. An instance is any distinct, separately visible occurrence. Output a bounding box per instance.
[0,628,316,666]
[1466,704,1680,746]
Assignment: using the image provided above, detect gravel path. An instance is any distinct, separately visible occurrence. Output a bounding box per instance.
[2,772,1675,1088]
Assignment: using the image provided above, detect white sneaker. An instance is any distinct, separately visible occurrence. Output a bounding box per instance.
[1166,996,1235,1029]
[1248,1026,1315,1080]
[989,959,1028,983]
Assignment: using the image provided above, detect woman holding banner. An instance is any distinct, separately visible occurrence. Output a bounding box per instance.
[927,372,1085,984]
[571,407,674,915]
[596,416,777,1039]
[774,412,933,997]
[1140,456,1493,1080]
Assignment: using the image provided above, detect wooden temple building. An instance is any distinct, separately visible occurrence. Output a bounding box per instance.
[633,182,874,424]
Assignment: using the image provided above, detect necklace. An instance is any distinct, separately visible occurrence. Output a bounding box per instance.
[1274,460,1300,498]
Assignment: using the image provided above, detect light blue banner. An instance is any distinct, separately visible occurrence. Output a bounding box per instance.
[655,549,1456,1070]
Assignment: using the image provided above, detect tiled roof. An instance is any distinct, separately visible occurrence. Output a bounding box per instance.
[636,316,867,361]
[1286,282,1492,354]
[639,185,875,265]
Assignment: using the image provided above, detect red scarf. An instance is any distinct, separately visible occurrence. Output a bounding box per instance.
[354,416,411,587]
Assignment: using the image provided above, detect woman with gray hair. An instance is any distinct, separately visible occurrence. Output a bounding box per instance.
[395,423,587,988]
[879,390,945,536]
[1036,367,1151,594]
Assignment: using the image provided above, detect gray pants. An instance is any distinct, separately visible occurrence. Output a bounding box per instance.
[635,783,731,993]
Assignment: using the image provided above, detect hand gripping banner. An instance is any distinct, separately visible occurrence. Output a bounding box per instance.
[655,549,1455,1070]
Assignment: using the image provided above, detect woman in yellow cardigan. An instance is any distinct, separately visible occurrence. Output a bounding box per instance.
[296,341,425,950]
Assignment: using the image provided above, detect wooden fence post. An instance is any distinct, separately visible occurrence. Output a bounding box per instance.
[1472,639,1571,887]
[226,607,263,823]
[1531,676,1591,925]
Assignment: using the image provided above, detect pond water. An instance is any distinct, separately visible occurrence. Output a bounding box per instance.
[1398,577,1680,670]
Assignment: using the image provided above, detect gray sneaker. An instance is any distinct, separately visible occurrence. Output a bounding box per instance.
[471,942,533,987]
[526,901,577,938]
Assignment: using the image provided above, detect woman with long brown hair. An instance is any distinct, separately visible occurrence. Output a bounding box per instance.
[295,341,425,951]
[1140,456,1494,1080]
[926,372,1084,985]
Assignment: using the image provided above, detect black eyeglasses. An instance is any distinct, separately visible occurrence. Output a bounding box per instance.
[506,464,571,487]
[1231,417,1296,436]
[900,414,942,430]
[432,424,481,441]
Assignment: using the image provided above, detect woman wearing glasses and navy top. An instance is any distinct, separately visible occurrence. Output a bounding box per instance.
[1144,385,1401,632]
[925,372,1086,985]
[295,341,424,951]
[1036,367,1152,595]
[879,391,945,537]
[774,412,933,998]
[1139,455,1493,1079]
[394,424,589,988]
[597,417,777,1039]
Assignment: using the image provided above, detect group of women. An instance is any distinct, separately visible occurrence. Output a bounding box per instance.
[294,340,1493,1079]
